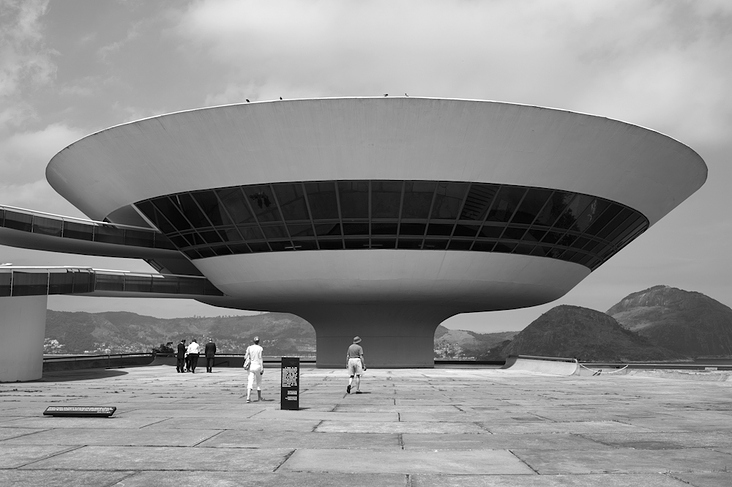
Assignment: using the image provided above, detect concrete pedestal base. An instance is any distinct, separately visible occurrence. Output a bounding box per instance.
[0,295,47,382]
[294,304,449,368]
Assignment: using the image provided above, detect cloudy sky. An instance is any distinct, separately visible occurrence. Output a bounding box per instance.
[1,0,731,332]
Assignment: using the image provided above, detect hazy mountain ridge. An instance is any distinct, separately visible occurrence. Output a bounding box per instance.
[499,305,682,361]
[45,311,316,355]
[608,285,732,357]
[434,325,516,359]
[44,285,732,361]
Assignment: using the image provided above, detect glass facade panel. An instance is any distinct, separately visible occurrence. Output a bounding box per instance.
[12,272,47,296]
[238,225,265,241]
[342,222,370,236]
[288,223,316,237]
[152,197,191,231]
[345,238,369,249]
[305,182,339,219]
[4,211,32,232]
[372,222,398,235]
[371,180,402,219]
[260,224,289,239]
[371,237,396,249]
[554,194,594,230]
[399,222,426,236]
[426,223,454,236]
[314,222,341,237]
[217,187,254,224]
[534,191,572,226]
[33,216,62,237]
[401,181,435,219]
[513,188,552,224]
[175,193,210,228]
[48,272,73,294]
[430,182,468,220]
[135,179,648,271]
[94,225,125,245]
[487,186,526,223]
[453,224,480,237]
[502,226,527,240]
[338,181,369,219]
[63,221,94,241]
[274,183,310,221]
[243,185,280,222]
[396,238,422,249]
[423,239,449,250]
[192,190,231,226]
[460,184,498,221]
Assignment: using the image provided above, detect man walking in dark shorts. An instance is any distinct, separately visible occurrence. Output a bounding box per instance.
[346,336,366,394]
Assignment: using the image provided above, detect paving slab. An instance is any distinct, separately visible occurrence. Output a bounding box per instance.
[24,445,293,472]
[513,447,732,474]
[280,448,534,474]
[0,444,80,468]
[579,430,732,449]
[402,432,610,450]
[0,365,730,485]
[671,472,732,487]
[104,471,410,487]
[200,430,400,449]
[487,420,648,434]
[410,473,691,486]
[2,427,221,447]
[0,469,134,487]
[315,419,487,434]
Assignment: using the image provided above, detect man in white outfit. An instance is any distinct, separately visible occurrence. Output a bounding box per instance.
[186,339,200,373]
[244,336,264,403]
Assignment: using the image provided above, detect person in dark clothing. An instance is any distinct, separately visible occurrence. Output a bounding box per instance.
[205,338,217,373]
[176,339,187,373]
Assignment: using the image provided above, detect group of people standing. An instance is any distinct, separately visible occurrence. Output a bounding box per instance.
[172,334,368,401]
[176,338,217,373]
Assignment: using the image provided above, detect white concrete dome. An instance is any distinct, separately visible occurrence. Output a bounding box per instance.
[45,97,707,367]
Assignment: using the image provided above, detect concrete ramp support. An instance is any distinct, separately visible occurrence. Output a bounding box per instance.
[0,295,48,382]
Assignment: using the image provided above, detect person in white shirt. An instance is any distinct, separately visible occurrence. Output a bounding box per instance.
[186,339,200,373]
[244,336,264,403]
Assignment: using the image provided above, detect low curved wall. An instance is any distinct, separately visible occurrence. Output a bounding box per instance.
[502,355,579,375]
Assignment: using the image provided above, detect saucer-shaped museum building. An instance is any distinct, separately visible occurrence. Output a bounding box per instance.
[2,97,708,376]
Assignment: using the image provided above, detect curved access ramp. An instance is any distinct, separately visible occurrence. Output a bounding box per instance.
[502,355,579,375]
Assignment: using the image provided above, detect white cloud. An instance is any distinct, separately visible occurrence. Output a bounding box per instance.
[0,0,56,99]
[0,122,85,184]
[170,0,732,144]
[0,179,66,212]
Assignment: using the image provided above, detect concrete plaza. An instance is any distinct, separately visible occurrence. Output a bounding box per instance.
[0,364,731,486]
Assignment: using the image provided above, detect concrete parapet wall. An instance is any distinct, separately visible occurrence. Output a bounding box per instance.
[0,295,47,382]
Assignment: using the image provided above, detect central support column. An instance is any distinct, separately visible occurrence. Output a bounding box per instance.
[0,295,48,382]
[293,303,453,368]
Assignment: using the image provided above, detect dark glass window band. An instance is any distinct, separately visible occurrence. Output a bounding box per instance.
[134,180,649,271]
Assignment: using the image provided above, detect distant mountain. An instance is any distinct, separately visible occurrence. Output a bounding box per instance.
[500,305,682,361]
[608,285,732,358]
[434,324,516,359]
[46,284,732,362]
[45,310,316,356]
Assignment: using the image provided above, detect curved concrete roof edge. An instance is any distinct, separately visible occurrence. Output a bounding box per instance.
[45,97,707,225]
